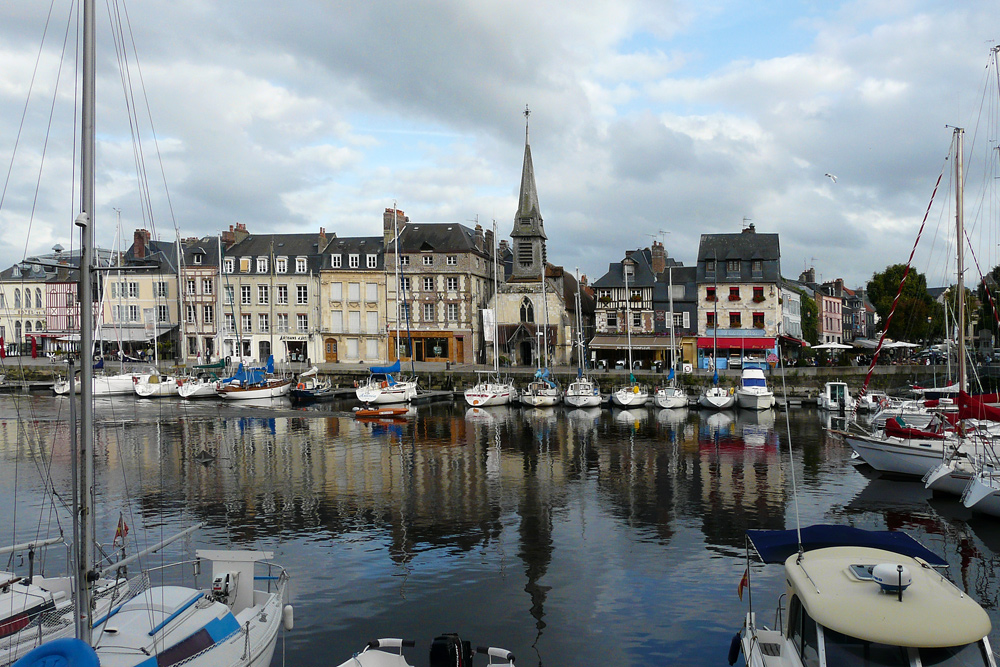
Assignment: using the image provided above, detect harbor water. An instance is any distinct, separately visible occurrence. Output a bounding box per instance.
[2,394,1000,666]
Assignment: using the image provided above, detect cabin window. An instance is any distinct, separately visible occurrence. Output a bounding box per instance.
[917,643,991,667]
[822,627,910,666]
[787,596,819,667]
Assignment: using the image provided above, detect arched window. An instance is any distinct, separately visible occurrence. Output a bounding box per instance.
[25,321,32,333]
[15,321,21,341]
[35,288,42,308]
[520,297,534,323]
[14,289,20,308]
[36,320,44,331]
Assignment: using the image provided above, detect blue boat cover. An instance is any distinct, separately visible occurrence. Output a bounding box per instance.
[13,638,99,667]
[746,524,947,566]
[369,359,401,374]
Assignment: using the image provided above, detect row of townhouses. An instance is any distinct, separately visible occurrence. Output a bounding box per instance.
[0,120,878,369]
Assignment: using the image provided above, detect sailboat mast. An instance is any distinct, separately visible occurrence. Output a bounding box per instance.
[493,219,500,373]
[76,0,96,642]
[713,250,718,377]
[541,254,548,368]
[669,264,676,372]
[624,256,633,372]
[955,127,966,392]
[575,267,584,372]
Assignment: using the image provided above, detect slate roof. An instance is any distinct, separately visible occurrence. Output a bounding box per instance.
[123,239,179,273]
[390,222,489,257]
[697,228,781,284]
[225,232,329,273]
[591,248,657,289]
[182,237,222,268]
[324,236,385,270]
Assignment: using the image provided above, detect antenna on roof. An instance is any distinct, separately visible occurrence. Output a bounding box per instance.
[742,216,752,230]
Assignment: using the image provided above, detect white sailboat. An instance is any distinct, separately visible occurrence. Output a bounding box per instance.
[465,220,517,407]
[564,268,602,408]
[653,264,688,409]
[11,2,293,663]
[610,254,649,407]
[519,253,560,407]
[698,254,734,410]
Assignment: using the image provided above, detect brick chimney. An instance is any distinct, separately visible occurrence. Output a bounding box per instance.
[498,239,509,256]
[133,229,151,259]
[474,223,485,251]
[484,228,495,258]
[383,208,407,247]
[221,222,249,248]
[835,278,844,295]
[319,227,327,248]
[651,241,666,274]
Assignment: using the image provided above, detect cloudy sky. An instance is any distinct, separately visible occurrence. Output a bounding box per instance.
[0,0,997,290]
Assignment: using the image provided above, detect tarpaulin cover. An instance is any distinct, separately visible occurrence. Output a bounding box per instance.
[745,524,947,566]
[959,391,1000,422]
[369,359,401,375]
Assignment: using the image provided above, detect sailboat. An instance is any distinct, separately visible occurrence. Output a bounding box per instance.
[610,254,649,407]
[653,264,688,409]
[11,2,293,664]
[519,256,561,407]
[564,268,602,408]
[698,255,735,410]
[465,220,517,407]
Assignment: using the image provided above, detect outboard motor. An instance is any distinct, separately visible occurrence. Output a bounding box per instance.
[430,633,473,667]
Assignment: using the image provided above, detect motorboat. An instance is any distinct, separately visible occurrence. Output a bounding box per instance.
[735,368,775,410]
[731,524,995,667]
[356,360,418,405]
[564,371,602,408]
[836,415,957,478]
[290,366,334,403]
[520,368,561,407]
[336,635,515,667]
[817,381,850,411]
[699,385,735,410]
[464,371,517,407]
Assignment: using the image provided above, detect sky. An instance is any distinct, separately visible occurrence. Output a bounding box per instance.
[0,0,998,291]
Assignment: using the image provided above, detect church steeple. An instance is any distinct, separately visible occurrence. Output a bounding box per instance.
[511,105,547,281]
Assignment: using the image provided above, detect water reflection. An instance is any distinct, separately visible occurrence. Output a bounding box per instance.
[1,396,999,666]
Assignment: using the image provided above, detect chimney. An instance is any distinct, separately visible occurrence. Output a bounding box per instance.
[133,229,151,259]
[221,222,250,248]
[835,278,844,295]
[319,227,327,248]
[799,267,816,284]
[743,222,756,234]
[383,207,408,247]
[485,228,495,258]
[475,223,485,251]
[651,241,666,274]
[580,274,588,286]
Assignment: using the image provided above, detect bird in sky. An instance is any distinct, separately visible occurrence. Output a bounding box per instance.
[824,173,837,183]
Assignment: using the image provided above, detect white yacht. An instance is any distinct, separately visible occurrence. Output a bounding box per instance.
[735,367,775,410]
[564,372,602,408]
[356,360,418,405]
[817,381,850,411]
[699,384,736,410]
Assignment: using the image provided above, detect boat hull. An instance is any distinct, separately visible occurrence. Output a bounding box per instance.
[839,431,950,477]
[699,389,735,410]
[218,379,292,400]
[653,387,687,409]
[356,382,417,405]
[611,388,649,407]
[178,380,219,399]
[520,391,560,407]
[736,390,775,410]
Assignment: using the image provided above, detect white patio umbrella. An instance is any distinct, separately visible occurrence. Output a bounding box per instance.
[812,342,852,350]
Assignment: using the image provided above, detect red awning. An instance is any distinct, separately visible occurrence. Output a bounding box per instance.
[697,337,776,350]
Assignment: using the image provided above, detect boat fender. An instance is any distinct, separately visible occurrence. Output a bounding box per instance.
[297,383,305,390]
[633,386,639,394]
[728,387,734,395]
[381,381,388,389]
[727,631,742,665]
[225,356,231,365]
[282,604,294,631]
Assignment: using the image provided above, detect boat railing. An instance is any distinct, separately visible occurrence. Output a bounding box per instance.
[773,593,786,633]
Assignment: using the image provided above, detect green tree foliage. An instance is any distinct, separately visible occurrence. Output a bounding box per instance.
[792,288,819,344]
[867,264,935,341]
[976,266,1000,343]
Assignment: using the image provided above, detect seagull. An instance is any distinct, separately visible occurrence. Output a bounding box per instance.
[824,173,837,183]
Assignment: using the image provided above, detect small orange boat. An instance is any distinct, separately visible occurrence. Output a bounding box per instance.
[354,406,409,419]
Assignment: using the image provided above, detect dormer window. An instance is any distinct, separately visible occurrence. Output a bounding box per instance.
[276,257,287,273]
[349,254,359,269]
[224,258,234,274]
[239,257,250,273]
[295,257,307,273]
[727,259,741,275]
[706,259,716,274]
[331,255,341,269]
[193,254,202,265]
[367,254,377,269]
[257,257,268,273]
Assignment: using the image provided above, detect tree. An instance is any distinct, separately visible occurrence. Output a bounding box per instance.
[867,264,935,342]
[790,287,819,345]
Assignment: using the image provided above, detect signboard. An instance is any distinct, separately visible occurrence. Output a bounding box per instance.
[143,308,155,339]
[482,309,495,343]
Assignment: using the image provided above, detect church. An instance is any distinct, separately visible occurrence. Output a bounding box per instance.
[492,109,592,368]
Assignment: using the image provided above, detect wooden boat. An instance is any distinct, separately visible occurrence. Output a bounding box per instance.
[354,406,410,419]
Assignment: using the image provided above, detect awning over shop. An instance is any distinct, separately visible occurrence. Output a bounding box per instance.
[99,324,177,342]
[589,335,678,350]
[696,337,776,350]
[779,334,810,347]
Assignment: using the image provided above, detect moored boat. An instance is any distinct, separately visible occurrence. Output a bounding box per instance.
[735,367,775,410]
[290,366,334,403]
[817,381,850,411]
[356,360,418,405]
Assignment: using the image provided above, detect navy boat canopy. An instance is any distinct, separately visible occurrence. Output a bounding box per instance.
[746,524,947,566]
[369,359,401,375]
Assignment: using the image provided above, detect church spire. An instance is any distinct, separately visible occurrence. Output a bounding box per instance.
[515,105,543,224]
[510,105,547,281]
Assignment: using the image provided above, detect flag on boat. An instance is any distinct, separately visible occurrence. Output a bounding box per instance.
[737,566,749,601]
[667,368,674,381]
[713,369,719,385]
[113,513,129,546]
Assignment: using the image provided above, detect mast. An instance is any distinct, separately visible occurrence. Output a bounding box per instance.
[713,250,719,383]
[76,0,96,642]
[955,127,966,392]
[575,267,585,374]
[176,232,185,368]
[216,234,223,361]
[493,219,500,374]
[624,255,633,374]
[541,253,549,368]
[668,264,677,375]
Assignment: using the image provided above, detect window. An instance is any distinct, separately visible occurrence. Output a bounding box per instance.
[729,286,740,301]
[706,312,716,328]
[787,597,820,667]
[239,258,250,273]
[14,289,20,308]
[330,311,343,333]
[706,259,716,274]
[276,313,289,332]
[630,289,641,301]
[729,312,741,328]
[349,254,359,269]
[0,293,5,307]
[422,255,433,266]
[401,303,410,321]
[277,285,288,304]
[128,282,138,298]
[446,277,458,291]
[295,258,307,273]
[348,282,360,301]
[186,279,197,296]
[193,254,202,265]
[156,282,169,298]
[157,305,169,322]
[241,285,251,305]
[34,289,41,308]
[607,313,617,329]
[224,313,235,333]
[672,312,683,328]
[331,254,341,268]
[753,286,765,302]
[366,311,378,334]
[242,313,252,332]
[128,305,139,322]
[706,287,716,302]
[726,259,740,275]
[447,255,457,266]
[423,277,434,291]
[258,285,269,305]
[188,337,198,354]
[25,321,31,333]
[257,258,268,273]
[202,279,213,295]
[203,305,213,324]
[346,338,359,359]
[520,298,534,323]
[632,312,641,328]
[447,303,458,320]
[366,254,377,269]
[187,305,197,324]
[224,285,234,305]
[296,314,308,333]
[400,277,411,292]
[276,257,287,273]
[400,255,410,266]
[330,282,343,301]
[366,339,378,359]
[258,313,269,333]
[423,302,434,321]
[753,312,765,329]
[224,258,234,274]
[751,259,763,276]
[296,285,308,304]
[365,283,377,302]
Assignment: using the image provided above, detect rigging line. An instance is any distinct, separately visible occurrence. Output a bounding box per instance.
[776,356,802,550]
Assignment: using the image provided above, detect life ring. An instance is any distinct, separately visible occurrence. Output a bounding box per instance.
[297,383,305,390]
